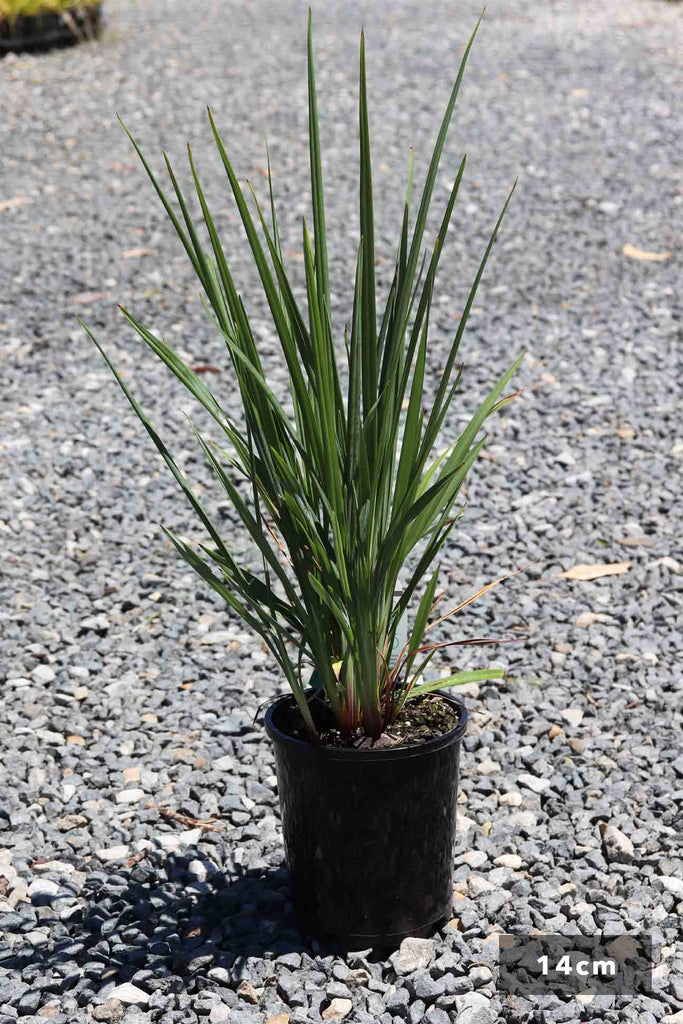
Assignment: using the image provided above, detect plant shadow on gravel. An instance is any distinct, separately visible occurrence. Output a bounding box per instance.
[5,855,355,995]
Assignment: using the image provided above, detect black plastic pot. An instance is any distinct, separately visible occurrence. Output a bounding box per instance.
[265,691,468,949]
[0,4,101,54]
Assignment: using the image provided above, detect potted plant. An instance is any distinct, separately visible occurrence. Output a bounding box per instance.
[0,0,101,53]
[84,11,522,948]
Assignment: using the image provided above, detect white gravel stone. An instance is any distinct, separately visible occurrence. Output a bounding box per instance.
[187,859,208,882]
[469,965,494,985]
[209,1006,231,1023]
[499,792,523,806]
[36,730,65,745]
[9,883,28,906]
[493,854,523,869]
[468,875,496,896]
[600,824,634,863]
[27,879,60,899]
[575,611,614,628]
[390,936,434,974]
[31,665,56,684]
[155,835,181,851]
[199,630,240,645]
[109,983,150,1006]
[116,788,146,804]
[97,845,131,862]
[212,755,235,771]
[477,759,500,775]
[659,877,683,898]
[512,811,538,828]
[179,828,203,845]
[517,773,551,794]
[461,850,488,869]
[556,448,575,466]
[322,997,353,1019]
[32,861,75,874]
[560,708,584,727]
[456,815,477,834]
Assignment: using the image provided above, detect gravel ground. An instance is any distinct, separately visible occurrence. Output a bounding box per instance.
[1,0,682,1022]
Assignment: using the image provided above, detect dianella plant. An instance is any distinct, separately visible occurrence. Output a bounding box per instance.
[85,12,523,741]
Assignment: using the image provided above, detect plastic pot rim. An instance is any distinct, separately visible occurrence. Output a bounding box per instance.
[264,688,468,762]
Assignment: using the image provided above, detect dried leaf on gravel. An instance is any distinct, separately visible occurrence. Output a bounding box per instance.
[120,247,152,259]
[559,562,631,581]
[622,243,672,262]
[147,805,225,832]
[0,196,25,212]
[125,850,147,868]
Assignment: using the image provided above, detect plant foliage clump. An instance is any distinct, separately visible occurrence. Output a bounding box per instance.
[0,0,98,19]
[86,12,522,741]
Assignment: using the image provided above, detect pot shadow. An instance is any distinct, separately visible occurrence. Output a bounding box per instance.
[3,852,388,997]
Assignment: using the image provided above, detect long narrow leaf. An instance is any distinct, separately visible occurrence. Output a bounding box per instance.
[408,668,505,698]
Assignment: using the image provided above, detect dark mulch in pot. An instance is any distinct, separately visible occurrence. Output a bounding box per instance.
[276,692,462,749]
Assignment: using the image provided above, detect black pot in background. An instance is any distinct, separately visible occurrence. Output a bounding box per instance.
[265,691,468,950]
[0,4,102,54]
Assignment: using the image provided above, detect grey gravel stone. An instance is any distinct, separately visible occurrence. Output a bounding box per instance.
[385,987,410,1016]
[455,991,495,1024]
[425,1009,451,1024]
[92,1002,124,1023]
[600,823,635,863]
[409,972,443,1004]
[208,1008,231,1024]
